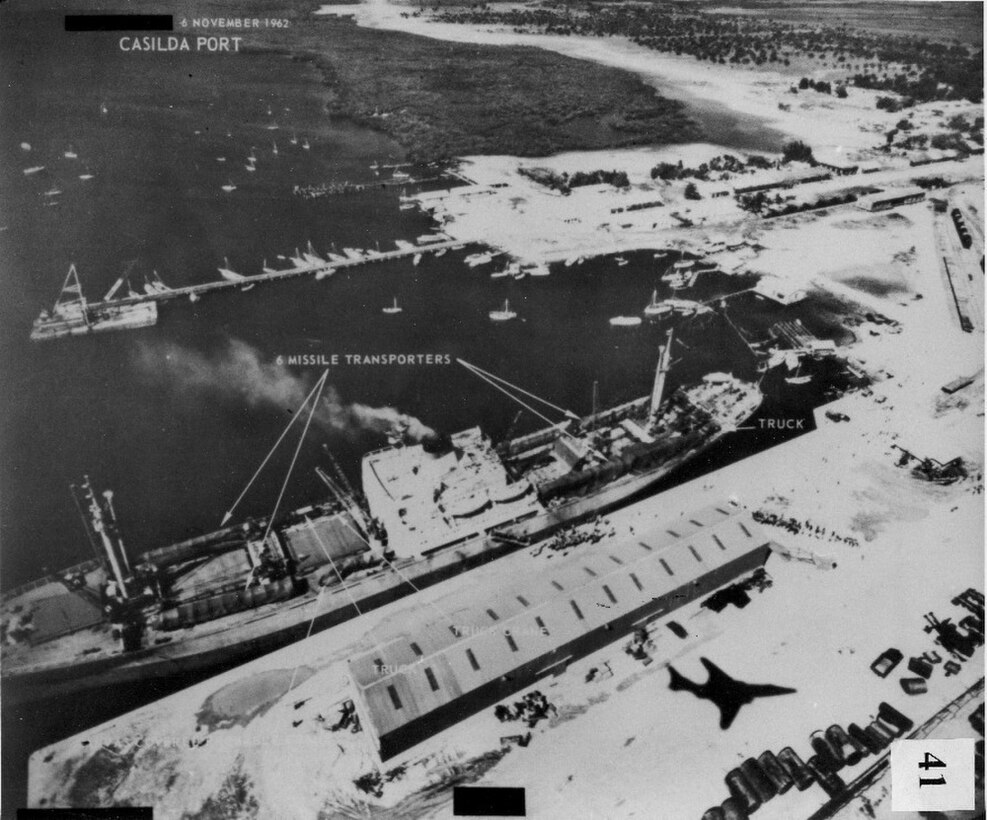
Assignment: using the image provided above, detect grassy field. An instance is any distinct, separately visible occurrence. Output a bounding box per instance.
[308,18,698,160]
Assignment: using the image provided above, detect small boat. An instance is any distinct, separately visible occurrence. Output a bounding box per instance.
[395,240,415,251]
[784,357,812,385]
[615,256,629,267]
[314,267,335,281]
[221,182,236,193]
[302,139,310,150]
[245,163,256,173]
[64,147,78,160]
[23,166,45,175]
[609,316,642,327]
[643,290,670,318]
[302,242,325,267]
[20,142,31,151]
[290,248,311,268]
[342,248,364,261]
[416,234,445,244]
[489,300,517,322]
[399,202,416,211]
[490,269,511,279]
[576,256,586,265]
[527,263,551,277]
[78,173,94,181]
[465,252,493,268]
[563,255,578,267]
[412,253,423,266]
[267,106,273,117]
[216,157,227,163]
[43,188,62,197]
[100,102,108,115]
[434,248,447,257]
[218,257,246,282]
[673,259,695,270]
[654,251,668,258]
[189,291,200,303]
[382,297,403,315]
[392,170,410,181]
[272,141,278,156]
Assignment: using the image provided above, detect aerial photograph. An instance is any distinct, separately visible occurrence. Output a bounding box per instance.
[0,0,982,817]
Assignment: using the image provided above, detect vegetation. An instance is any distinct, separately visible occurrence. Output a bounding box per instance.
[519,167,630,193]
[311,19,698,160]
[650,153,772,182]
[432,4,983,104]
[683,181,701,200]
[781,140,816,165]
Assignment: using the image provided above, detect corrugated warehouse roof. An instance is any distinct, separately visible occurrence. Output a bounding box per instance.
[349,502,770,754]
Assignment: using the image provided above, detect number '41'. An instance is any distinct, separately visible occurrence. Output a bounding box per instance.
[919,751,947,787]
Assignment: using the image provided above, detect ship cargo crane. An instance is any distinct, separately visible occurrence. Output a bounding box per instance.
[649,329,674,423]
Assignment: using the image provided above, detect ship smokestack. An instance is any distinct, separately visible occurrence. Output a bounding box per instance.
[421,431,453,455]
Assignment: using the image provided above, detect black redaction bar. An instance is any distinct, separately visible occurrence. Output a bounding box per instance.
[65,14,173,32]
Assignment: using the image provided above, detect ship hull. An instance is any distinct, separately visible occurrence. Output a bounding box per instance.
[30,303,158,341]
[1,428,732,705]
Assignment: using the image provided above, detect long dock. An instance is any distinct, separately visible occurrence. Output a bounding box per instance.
[91,239,468,311]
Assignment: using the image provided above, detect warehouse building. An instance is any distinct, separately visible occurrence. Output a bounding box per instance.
[856,186,926,212]
[349,503,775,760]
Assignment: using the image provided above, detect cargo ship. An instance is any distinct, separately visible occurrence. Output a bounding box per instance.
[1,332,761,702]
[30,266,158,341]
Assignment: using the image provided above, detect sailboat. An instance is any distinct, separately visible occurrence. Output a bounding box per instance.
[247,147,257,163]
[489,300,517,322]
[302,139,311,150]
[100,102,108,115]
[302,241,326,267]
[272,141,278,156]
[785,358,813,385]
[644,289,671,318]
[289,134,299,146]
[262,259,278,274]
[382,297,403,315]
[218,257,246,282]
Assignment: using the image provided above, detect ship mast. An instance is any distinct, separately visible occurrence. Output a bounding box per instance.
[649,329,674,423]
[81,475,131,598]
